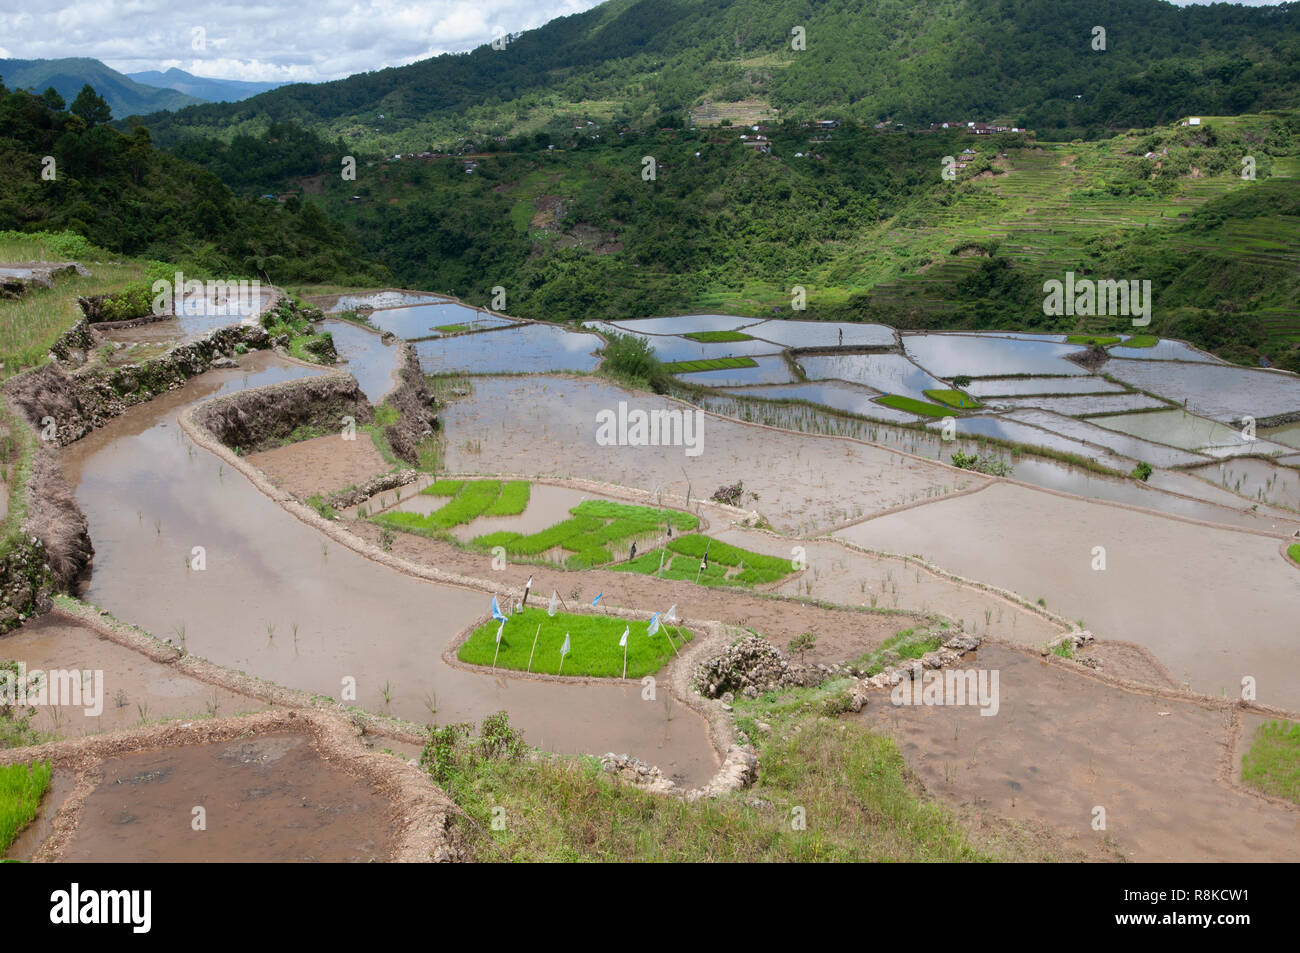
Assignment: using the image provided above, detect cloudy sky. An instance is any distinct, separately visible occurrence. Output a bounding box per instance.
[0,0,1283,84]
[0,0,606,82]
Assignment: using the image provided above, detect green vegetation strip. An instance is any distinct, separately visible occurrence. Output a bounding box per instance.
[1066,334,1122,346]
[1241,719,1300,805]
[475,500,698,571]
[1288,543,1300,566]
[615,533,796,587]
[683,330,754,343]
[875,394,954,418]
[0,761,51,854]
[922,388,981,410]
[663,357,758,374]
[424,694,1007,861]
[1118,335,1159,348]
[377,479,529,533]
[847,626,946,676]
[436,323,471,334]
[457,607,688,678]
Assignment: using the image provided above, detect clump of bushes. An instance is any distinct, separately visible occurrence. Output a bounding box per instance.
[600,332,670,393]
[949,450,1013,477]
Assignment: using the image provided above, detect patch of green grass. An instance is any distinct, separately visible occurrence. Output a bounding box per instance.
[1241,719,1300,804]
[379,479,504,533]
[664,356,758,373]
[0,761,51,854]
[847,627,945,676]
[682,330,754,343]
[1288,543,1300,566]
[1066,334,1122,346]
[473,499,696,567]
[1051,639,1075,659]
[436,323,471,334]
[876,394,954,417]
[1119,335,1159,348]
[430,690,1014,861]
[485,481,530,516]
[457,607,689,677]
[922,388,982,410]
[614,534,796,587]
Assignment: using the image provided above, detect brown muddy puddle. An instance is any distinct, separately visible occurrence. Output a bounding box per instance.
[0,616,266,736]
[840,481,1300,710]
[248,432,394,499]
[61,733,393,862]
[856,645,1300,861]
[439,376,982,534]
[712,530,1063,646]
[58,356,718,784]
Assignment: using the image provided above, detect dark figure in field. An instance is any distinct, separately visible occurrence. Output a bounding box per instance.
[628,541,637,562]
[839,328,843,346]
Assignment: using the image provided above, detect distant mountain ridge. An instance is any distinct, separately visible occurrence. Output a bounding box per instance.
[127,68,287,104]
[0,57,204,117]
[133,0,1300,147]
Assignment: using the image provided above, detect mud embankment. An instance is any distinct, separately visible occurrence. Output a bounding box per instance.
[194,373,374,453]
[5,323,273,446]
[380,343,440,463]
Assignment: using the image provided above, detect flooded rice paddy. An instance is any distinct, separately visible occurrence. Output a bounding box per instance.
[797,352,947,401]
[902,333,1089,377]
[366,302,513,339]
[414,323,603,375]
[1103,359,1300,422]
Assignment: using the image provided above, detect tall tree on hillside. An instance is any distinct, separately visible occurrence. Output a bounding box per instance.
[70,84,111,127]
[41,87,66,111]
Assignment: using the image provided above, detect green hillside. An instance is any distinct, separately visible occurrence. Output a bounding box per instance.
[134,0,1300,151]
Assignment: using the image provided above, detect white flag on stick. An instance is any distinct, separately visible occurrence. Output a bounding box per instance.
[619,626,629,647]
[560,632,571,656]
[665,604,677,623]
[548,590,558,617]
[647,612,661,637]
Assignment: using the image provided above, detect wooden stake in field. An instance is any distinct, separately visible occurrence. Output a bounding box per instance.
[661,604,680,655]
[619,625,629,680]
[491,619,505,670]
[526,623,542,673]
[694,540,711,585]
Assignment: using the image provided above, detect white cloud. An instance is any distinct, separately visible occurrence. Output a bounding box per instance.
[0,0,605,82]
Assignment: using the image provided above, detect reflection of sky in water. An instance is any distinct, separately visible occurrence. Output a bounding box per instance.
[173,288,267,337]
[609,314,760,334]
[369,302,512,339]
[742,320,895,348]
[925,414,1103,459]
[414,324,602,373]
[799,353,945,401]
[1109,339,1219,362]
[966,376,1123,397]
[322,320,401,402]
[719,381,920,423]
[983,393,1167,415]
[1104,360,1300,422]
[671,356,795,386]
[903,334,1088,377]
[1004,409,1207,467]
[327,291,448,312]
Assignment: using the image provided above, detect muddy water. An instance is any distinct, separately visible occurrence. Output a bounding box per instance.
[839,481,1300,709]
[321,319,401,402]
[1090,409,1292,458]
[710,530,1063,646]
[693,388,1300,531]
[61,733,393,861]
[59,356,717,782]
[440,376,981,534]
[1189,457,1300,512]
[0,616,266,737]
[1003,409,1208,468]
[985,392,1167,415]
[718,381,921,423]
[857,645,1300,862]
[1263,421,1300,450]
